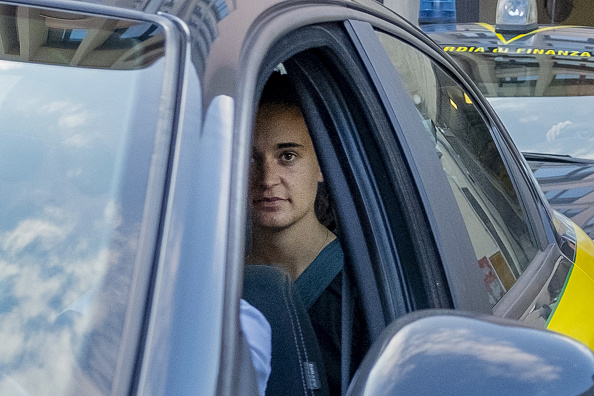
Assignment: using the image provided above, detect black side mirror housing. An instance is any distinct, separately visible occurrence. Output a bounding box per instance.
[347,310,594,395]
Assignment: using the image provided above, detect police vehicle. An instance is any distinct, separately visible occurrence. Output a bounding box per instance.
[424,0,594,241]
[0,0,593,394]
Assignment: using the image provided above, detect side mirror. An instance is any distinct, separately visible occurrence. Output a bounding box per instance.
[347,310,594,395]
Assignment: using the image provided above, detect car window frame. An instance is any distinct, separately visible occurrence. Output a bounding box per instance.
[214,5,394,394]
[371,28,549,302]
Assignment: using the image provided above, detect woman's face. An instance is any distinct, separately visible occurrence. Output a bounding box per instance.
[249,103,323,231]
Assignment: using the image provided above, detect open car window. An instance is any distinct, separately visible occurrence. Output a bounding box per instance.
[242,20,464,394]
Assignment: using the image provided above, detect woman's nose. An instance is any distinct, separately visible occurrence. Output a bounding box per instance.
[254,158,280,188]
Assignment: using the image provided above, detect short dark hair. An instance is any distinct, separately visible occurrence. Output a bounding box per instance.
[258,71,301,109]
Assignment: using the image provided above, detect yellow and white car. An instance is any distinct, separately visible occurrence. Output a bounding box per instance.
[424,0,594,351]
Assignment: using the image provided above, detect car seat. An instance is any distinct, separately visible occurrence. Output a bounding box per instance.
[243,265,330,396]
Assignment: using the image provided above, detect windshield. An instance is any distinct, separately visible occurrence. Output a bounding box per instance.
[446,49,594,158]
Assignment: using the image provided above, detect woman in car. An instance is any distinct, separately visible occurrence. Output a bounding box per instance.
[246,71,369,395]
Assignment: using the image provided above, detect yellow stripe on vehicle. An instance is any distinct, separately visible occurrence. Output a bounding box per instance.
[546,225,594,350]
[475,23,580,45]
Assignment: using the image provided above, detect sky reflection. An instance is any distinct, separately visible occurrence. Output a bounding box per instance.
[0,59,161,395]
[489,96,594,159]
[362,315,594,396]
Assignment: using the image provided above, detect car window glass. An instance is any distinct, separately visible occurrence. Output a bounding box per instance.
[375,30,539,306]
[0,5,167,394]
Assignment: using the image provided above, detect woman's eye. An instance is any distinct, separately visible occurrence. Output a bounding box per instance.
[281,152,296,161]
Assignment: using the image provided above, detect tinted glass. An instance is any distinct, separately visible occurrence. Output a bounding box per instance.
[375,31,539,306]
[0,5,167,394]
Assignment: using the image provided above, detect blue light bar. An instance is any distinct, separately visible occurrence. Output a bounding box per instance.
[419,0,457,24]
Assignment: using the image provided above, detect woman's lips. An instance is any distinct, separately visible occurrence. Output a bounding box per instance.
[253,197,287,209]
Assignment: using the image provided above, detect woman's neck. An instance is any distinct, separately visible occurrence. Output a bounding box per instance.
[248,217,335,280]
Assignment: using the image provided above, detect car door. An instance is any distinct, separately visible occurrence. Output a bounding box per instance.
[0,1,262,394]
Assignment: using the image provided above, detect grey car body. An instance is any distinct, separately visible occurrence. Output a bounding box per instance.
[0,0,593,395]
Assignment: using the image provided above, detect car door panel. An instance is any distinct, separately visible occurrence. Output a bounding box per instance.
[0,2,185,394]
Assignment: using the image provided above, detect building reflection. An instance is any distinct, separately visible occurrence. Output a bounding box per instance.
[530,160,594,239]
